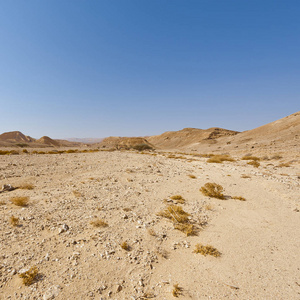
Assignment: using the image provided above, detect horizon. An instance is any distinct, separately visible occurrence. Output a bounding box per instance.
[1,1,299,139]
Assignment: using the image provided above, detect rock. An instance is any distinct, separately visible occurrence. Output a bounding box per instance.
[43,285,61,300]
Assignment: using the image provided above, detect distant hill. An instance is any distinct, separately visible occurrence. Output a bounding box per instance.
[0,131,35,144]
[147,127,239,149]
[65,138,104,144]
[0,131,83,148]
[97,137,154,150]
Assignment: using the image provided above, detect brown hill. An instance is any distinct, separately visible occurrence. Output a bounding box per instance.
[0,131,35,144]
[36,136,60,147]
[98,137,154,150]
[184,111,300,157]
[147,127,239,150]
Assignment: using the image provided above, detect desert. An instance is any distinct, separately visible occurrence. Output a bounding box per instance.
[0,112,299,299]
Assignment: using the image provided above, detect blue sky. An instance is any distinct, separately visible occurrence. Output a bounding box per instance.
[0,1,299,138]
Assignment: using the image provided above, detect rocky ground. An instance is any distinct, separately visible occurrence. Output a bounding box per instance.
[0,150,299,299]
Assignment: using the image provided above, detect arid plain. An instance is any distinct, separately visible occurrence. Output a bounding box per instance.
[0,112,299,299]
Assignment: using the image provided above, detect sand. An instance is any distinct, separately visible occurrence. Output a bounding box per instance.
[0,150,299,299]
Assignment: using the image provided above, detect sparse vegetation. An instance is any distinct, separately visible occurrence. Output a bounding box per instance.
[156,247,169,259]
[278,162,291,167]
[120,241,130,251]
[10,215,19,226]
[207,154,235,163]
[174,223,196,236]
[170,195,185,204]
[188,174,196,179]
[241,174,251,178]
[205,204,213,210]
[147,228,156,236]
[232,196,246,201]
[19,266,38,286]
[73,190,82,198]
[19,183,34,190]
[242,155,260,161]
[200,183,225,199]
[157,205,190,223]
[10,196,29,207]
[90,218,108,228]
[271,154,283,160]
[193,243,221,257]
[172,284,183,297]
[132,143,153,151]
[247,160,260,168]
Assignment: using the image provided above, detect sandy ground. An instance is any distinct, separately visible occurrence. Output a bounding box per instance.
[0,150,299,299]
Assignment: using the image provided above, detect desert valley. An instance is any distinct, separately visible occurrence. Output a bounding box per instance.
[0,111,299,299]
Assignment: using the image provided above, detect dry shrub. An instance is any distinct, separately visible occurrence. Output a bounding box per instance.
[170,195,185,204]
[207,155,235,163]
[188,174,196,179]
[271,154,283,160]
[19,183,34,190]
[242,155,260,161]
[10,215,19,226]
[123,207,132,212]
[205,204,213,211]
[193,243,221,257]
[232,196,246,201]
[241,174,251,179]
[278,162,291,167]
[174,223,196,236]
[172,284,183,297]
[247,160,260,168]
[19,266,38,286]
[0,200,6,205]
[157,205,190,223]
[10,196,29,207]
[73,190,82,198]
[200,183,225,199]
[120,241,130,251]
[90,219,108,228]
[148,228,156,236]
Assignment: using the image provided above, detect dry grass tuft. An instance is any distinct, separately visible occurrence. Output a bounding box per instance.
[90,218,108,228]
[232,196,246,201]
[123,207,132,212]
[241,174,251,179]
[73,190,82,198]
[147,228,156,236]
[205,204,213,211]
[174,223,196,236]
[172,284,183,297]
[188,174,196,179]
[10,196,29,207]
[10,215,19,226]
[247,160,260,168]
[170,195,185,204]
[193,243,221,257]
[19,183,34,190]
[200,183,225,199]
[278,162,291,167]
[242,155,260,161]
[207,154,235,163]
[0,200,6,205]
[120,241,130,251]
[157,205,190,223]
[19,266,38,286]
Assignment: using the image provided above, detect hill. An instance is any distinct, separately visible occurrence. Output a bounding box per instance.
[147,127,239,150]
[0,131,35,145]
[97,137,154,150]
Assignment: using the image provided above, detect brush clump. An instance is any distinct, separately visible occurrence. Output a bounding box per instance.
[157,205,190,223]
[193,243,221,257]
[172,284,183,297]
[207,154,235,163]
[90,218,108,228]
[170,195,185,204]
[10,196,29,207]
[200,183,225,199]
[19,266,38,286]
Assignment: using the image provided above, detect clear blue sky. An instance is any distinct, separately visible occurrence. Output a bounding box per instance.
[0,1,299,138]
